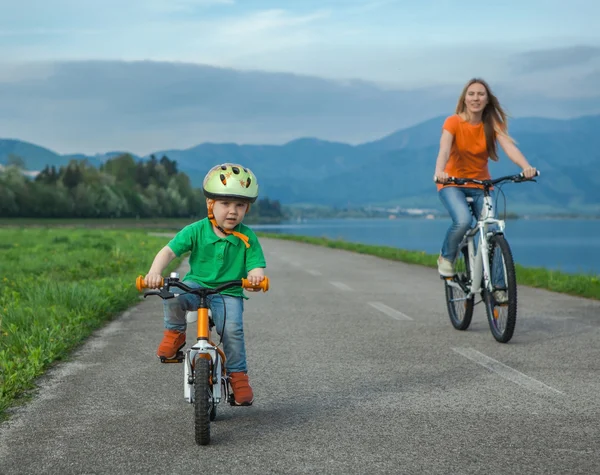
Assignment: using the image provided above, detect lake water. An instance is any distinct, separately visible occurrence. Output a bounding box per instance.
[254,218,600,275]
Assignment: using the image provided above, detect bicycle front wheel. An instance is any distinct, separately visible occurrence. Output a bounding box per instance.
[484,234,517,343]
[444,246,474,331]
[194,357,212,445]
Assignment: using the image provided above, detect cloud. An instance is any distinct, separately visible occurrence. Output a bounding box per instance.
[0,60,453,153]
[135,0,235,15]
[1,60,599,156]
[0,0,236,36]
[345,0,401,13]
[215,9,330,36]
[0,28,100,37]
[511,46,600,73]
[0,4,332,68]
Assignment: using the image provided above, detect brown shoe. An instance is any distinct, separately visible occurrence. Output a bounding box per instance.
[157,329,186,358]
[229,372,254,406]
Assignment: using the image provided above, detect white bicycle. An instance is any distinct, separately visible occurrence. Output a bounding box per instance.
[440,172,539,343]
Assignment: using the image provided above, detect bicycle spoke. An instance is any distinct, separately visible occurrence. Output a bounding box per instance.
[444,248,473,331]
[484,235,517,343]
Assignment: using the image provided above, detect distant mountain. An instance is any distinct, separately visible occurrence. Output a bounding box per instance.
[2,114,599,214]
[0,139,107,170]
[358,116,446,152]
[146,138,373,200]
[0,139,71,170]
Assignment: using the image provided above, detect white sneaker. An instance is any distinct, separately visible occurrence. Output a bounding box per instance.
[437,255,455,277]
[493,290,508,304]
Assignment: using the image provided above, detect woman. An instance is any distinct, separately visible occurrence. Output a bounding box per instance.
[433,78,537,277]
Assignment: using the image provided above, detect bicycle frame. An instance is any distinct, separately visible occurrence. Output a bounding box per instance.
[459,193,506,298]
[183,304,227,405]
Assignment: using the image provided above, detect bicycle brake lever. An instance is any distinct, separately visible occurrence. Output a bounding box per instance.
[143,288,175,299]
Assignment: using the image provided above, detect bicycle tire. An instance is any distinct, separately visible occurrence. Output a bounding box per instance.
[444,246,474,331]
[483,234,517,343]
[194,357,212,445]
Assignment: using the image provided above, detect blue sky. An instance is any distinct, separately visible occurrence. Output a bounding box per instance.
[2,0,599,86]
[1,0,600,153]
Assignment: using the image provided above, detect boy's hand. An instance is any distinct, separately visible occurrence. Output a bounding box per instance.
[246,268,265,291]
[144,272,164,289]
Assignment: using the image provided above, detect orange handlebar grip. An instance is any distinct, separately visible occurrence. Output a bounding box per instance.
[242,276,269,292]
[136,275,164,291]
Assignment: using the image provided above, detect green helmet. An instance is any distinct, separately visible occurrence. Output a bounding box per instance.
[202,163,259,203]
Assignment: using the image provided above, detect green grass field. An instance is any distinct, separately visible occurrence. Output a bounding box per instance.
[0,227,181,419]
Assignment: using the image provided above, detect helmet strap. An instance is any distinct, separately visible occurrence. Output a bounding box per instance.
[206,200,251,248]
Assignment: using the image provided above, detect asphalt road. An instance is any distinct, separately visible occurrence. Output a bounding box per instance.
[1,237,599,474]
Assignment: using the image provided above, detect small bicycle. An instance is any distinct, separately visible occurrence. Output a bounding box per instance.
[439,171,539,343]
[136,273,269,446]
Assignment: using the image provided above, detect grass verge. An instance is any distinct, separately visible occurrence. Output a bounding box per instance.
[258,232,600,300]
[0,227,180,420]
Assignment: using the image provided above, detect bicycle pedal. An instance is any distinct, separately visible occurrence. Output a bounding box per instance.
[158,352,185,364]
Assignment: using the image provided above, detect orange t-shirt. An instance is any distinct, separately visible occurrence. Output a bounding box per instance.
[436,114,491,190]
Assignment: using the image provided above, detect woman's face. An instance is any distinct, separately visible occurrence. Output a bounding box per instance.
[464,82,488,115]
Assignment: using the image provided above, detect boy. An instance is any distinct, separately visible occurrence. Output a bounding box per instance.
[144,163,266,406]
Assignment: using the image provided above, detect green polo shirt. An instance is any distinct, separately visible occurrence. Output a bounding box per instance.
[167,218,266,298]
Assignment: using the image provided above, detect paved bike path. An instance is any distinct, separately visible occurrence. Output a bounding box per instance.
[1,237,599,474]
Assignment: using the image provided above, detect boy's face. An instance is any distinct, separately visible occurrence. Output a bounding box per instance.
[211,199,249,231]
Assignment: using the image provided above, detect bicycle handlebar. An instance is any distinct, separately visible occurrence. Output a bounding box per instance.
[135,275,269,299]
[436,170,540,187]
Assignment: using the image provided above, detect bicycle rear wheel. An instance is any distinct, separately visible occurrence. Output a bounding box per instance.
[483,234,517,343]
[444,246,474,331]
[194,357,212,445]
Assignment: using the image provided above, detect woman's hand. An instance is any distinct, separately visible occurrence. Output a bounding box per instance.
[522,166,537,179]
[434,171,449,184]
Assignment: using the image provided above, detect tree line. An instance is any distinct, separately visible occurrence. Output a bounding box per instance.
[0,154,283,220]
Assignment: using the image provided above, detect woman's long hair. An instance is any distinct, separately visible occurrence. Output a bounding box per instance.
[455,78,511,161]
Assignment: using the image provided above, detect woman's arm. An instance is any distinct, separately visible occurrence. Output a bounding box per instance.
[497,134,537,178]
[433,129,454,183]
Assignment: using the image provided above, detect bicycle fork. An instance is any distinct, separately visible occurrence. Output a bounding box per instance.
[443,238,486,297]
[183,306,228,405]
[466,231,487,297]
[468,227,507,299]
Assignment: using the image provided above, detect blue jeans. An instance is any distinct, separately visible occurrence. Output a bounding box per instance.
[163,281,248,374]
[438,186,488,262]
